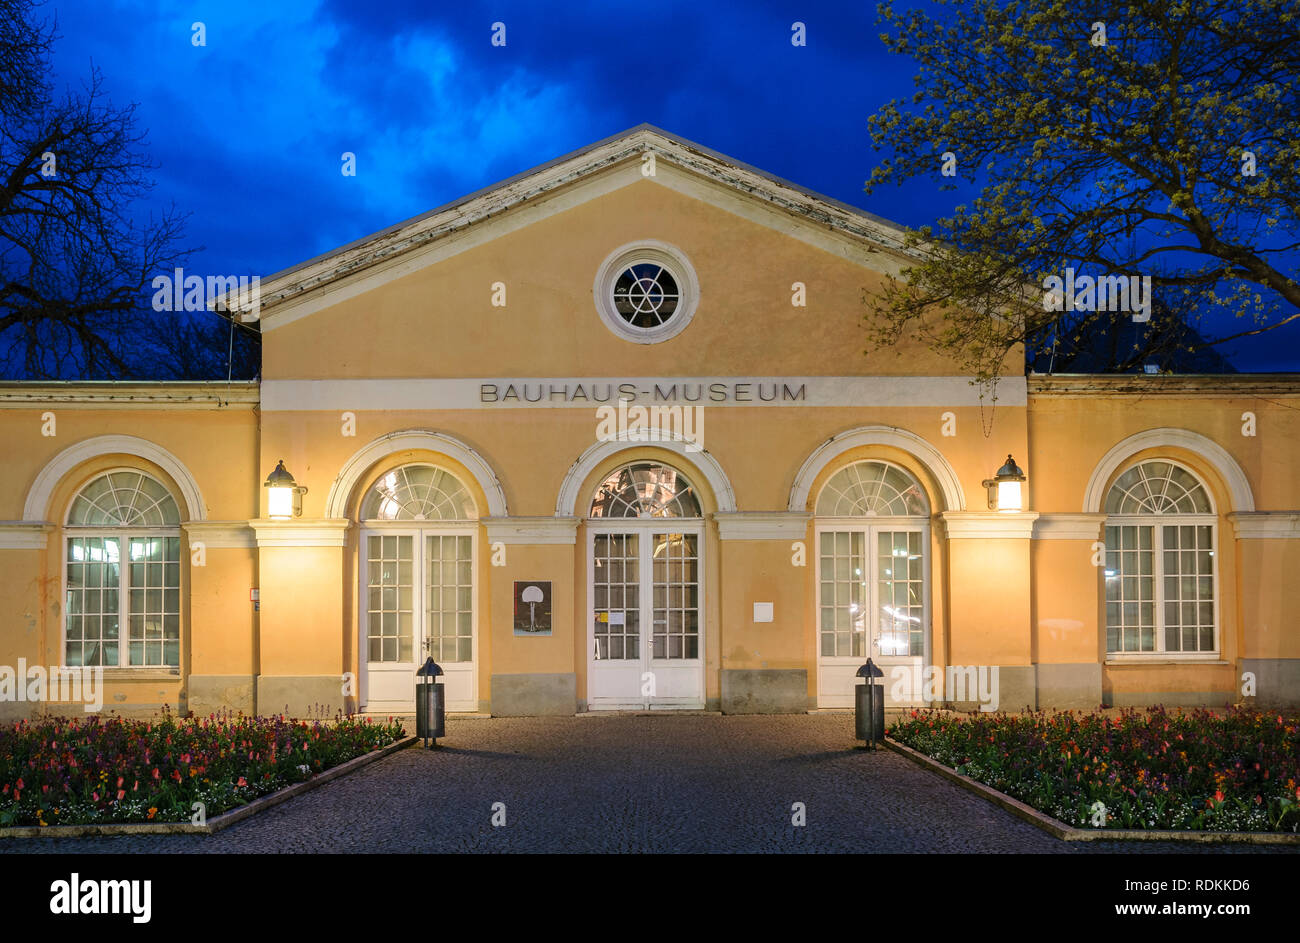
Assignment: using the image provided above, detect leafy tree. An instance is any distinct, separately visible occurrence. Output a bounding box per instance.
[863,0,1299,381]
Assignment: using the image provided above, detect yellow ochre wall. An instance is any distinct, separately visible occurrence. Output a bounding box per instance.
[0,397,259,719]
[1,149,1297,719]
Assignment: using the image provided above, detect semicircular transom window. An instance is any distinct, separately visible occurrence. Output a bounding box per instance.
[816,461,929,516]
[1104,461,1212,514]
[589,462,702,519]
[68,470,181,526]
[361,465,476,521]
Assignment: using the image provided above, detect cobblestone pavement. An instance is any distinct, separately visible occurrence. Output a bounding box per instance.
[4,714,1296,854]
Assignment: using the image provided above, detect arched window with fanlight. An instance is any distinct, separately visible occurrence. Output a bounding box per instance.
[358,463,479,713]
[588,461,702,519]
[814,460,930,707]
[1104,460,1217,656]
[64,470,182,668]
[586,461,705,709]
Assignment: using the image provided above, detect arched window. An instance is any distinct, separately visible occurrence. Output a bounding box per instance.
[360,464,476,521]
[358,464,478,713]
[1104,461,1216,655]
[586,459,705,708]
[816,461,930,517]
[589,462,702,518]
[65,470,181,668]
[815,462,929,682]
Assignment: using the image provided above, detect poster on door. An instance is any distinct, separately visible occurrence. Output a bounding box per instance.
[513,581,552,635]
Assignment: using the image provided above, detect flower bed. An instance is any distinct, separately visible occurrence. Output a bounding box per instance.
[0,710,406,827]
[888,707,1300,832]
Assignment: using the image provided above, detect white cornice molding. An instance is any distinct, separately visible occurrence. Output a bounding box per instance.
[24,435,207,522]
[713,512,811,540]
[1227,511,1300,539]
[788,425,967,513]
[1029,373,1300,396]
[941,511,1040,539]
[1082,428,1254,513]
[483,517,580,544]
[251,519,352,548]
[325,429,508,519]
[1032,513,1106,540]
[182,521,257,549]
[0,522,53,549]
[262,376,1025,411]
[0,382,259,409]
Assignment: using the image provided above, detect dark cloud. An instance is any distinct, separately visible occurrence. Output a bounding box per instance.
[36,0,1298,369]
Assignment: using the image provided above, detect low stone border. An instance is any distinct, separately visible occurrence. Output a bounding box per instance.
[884,736,1300,845]
[0,735,417,838]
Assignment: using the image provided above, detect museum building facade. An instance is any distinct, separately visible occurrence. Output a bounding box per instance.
[1,126,1297,719]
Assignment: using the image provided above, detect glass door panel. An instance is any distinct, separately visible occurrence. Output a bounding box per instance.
[592,532,639,661]
[589,527,704,708]
[427,534,473,663]
[652,533,698,660]
[818,530,865,658]
[363,533,417,709]
[817,525,926,708]
[876,530,924,656]
[366,534,414,663]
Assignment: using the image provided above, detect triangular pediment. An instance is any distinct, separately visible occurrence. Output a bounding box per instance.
[253,125,916,329]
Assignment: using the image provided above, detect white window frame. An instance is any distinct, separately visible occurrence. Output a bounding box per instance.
[815,518,931,665]
[593,240,700,344]
[1103,460,1220,662]
[62,468,183,671]
[586,520,707,710]
[357,462,480,712]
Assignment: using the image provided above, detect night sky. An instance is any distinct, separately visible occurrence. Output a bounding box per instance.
[44,0,1300,371]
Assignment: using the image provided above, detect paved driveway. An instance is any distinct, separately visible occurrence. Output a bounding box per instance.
[4,714,1295,853]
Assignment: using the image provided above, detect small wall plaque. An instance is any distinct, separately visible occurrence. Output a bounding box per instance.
[514,581,552,636]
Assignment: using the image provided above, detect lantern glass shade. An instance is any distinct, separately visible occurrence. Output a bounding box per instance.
[983,454,1026,512]
[267,485,294,520]
[996,479,1023,512]
[264,460,304,520]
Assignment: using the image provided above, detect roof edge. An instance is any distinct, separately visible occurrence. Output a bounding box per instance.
[0,380,260,408]
[247,124,917,314]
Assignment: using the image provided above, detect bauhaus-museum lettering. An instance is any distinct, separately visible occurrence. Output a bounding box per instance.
[2,126,1296,719]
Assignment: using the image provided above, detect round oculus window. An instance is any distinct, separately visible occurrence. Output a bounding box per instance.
[594,241,699,343]
[613,263,679,328]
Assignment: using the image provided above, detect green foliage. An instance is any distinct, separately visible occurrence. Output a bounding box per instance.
[864,0,1300,381]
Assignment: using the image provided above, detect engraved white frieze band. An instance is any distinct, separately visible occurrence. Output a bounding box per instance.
[261,376,1024,410]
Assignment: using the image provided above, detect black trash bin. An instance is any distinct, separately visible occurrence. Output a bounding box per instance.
[415,656,445,748]
[855,658,885,748]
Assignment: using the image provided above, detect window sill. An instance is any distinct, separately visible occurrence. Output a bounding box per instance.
[1105,659,1229,667]
[90,668,181,681]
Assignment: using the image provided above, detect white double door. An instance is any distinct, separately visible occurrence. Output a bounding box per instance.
[587,524,705,709]
[816,523,928,708]
[360,526,477,713]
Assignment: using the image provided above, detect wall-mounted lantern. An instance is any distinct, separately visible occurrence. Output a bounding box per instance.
[264,460,307,519]
[983,454,1026,512]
